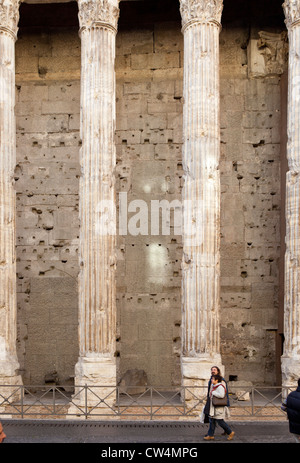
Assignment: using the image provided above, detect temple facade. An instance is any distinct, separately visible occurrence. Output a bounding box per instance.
[0,0,299,400]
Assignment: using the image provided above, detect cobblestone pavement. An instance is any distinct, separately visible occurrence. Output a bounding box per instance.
[0,419,297,444]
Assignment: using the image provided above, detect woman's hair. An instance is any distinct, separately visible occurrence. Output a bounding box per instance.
[212,374,222,383]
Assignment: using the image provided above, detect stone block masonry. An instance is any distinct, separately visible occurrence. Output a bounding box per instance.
[115,19,184,386]
[219,24,285,384]
[12,2,285,388]
[15,27,81,385]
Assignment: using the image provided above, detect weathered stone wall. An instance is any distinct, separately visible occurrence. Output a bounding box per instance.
[219,25,286,384]
[14,2,286,387]
[15,25,81,385]
[115,19,184,386]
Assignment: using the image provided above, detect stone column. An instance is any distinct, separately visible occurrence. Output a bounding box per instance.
[73,0,119,406]
[179,0,224,390]
[282,0,300,388]
[0,0,22,390]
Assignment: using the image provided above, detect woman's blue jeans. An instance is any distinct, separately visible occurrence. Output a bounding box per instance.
[208,417,232,436]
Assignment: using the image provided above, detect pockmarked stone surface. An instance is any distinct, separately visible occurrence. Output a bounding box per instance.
[6,0,289,390]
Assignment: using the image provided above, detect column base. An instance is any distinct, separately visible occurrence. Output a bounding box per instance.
[281,355,300,389]
[68,355,117,419]
[0,355,23,405]
[181,354,224,385]
[181,355,224,410]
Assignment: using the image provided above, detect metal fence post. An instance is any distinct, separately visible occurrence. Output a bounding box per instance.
[85,384,88,419]
[21,385,24,419]
[53,386,56,415]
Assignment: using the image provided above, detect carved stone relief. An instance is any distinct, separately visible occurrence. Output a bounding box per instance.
[78,0,119,31]
[248,31,288,78]
[179,0,223,28]
[283,0,300,28]
[0,0,20,37]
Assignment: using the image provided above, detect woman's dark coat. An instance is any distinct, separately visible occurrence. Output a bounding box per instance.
[286,385,300,435]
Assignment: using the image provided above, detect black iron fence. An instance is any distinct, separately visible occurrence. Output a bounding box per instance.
[0,384,293,420]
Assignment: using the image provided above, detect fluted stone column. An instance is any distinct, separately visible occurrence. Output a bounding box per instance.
[179,0,224,390]
[0,0,22,390]
[73,0,119,406]
[282,0,300,388]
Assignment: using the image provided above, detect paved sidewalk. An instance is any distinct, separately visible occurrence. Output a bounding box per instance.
[0,418,296,444]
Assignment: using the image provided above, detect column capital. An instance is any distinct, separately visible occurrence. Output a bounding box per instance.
[77,0,120,34]
[0,0,20,39]
[179,0,223,31]
[283,0,300,29]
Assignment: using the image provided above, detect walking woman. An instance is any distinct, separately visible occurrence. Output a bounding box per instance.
[204,374,235,441]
